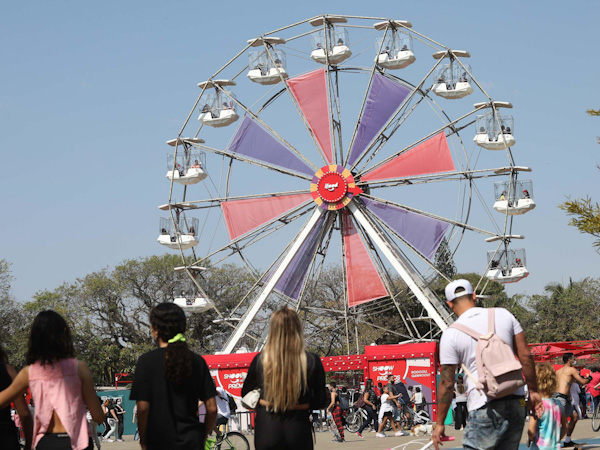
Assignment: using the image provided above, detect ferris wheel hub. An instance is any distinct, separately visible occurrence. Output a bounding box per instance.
[311,165,361,210]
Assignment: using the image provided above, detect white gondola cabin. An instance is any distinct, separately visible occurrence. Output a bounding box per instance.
[432,51,473,99]
[157,217,199,250]
[246,38,288,85]
[310,27,352,65]
[474,113,516,150]
[174,293,212,313]
[493,180,535,215]
[374,30,415,70]
[165,139,207,185]
[486,248,529,283]
[197,80,239,128]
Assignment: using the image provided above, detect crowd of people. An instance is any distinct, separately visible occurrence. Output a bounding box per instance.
[1,281,600,449]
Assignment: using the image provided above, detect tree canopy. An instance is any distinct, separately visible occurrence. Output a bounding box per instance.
[2,255,600,385]
[559,108,600,251]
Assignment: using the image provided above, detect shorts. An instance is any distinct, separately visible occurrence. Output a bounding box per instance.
[382,411,393,418]
[216,415,229,426]
[37,434,93,450]
[552,392,574,418]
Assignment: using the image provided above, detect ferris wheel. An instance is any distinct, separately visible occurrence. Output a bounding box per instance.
[157,15,535,353]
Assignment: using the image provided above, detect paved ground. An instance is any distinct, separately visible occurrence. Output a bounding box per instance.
[100,419,600,449]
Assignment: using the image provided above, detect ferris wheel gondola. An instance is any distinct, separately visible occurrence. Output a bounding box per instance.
[373,20,416,70]
[432,51,474,99]
[158,14,535,352]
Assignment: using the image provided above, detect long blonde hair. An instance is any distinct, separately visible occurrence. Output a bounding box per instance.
[262,307,308,413]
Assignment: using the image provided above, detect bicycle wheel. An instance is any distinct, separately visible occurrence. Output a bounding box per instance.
[345,411,362,433]
[217,431,250,450]
[592,403,600,432]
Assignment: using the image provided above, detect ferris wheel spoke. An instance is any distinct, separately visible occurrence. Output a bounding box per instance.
[356,102,486,178]
[192,201,315,267]
[358,197,451,261]
[345,72,411,167]
[221,192,314,241]
[363,166,511,188]
[360,131,455,183]
[348,201,452,331]
[190,139,312,181]
[341,210,388,307]
[228,116,317,176]
[216,86,318,172]
[361,194,496,238]
[221,208,326,353]
[266,212,331,301]
[348,58,447,172]
[286,69,334,164]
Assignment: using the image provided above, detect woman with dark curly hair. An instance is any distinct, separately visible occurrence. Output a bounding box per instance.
[130,302,217,450]
[0,310,104,450]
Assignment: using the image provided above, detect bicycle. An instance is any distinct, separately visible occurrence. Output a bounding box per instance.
[345,406,366,432]
[592,400,600,432]
[205,430,250,450]
[398,402,430,430]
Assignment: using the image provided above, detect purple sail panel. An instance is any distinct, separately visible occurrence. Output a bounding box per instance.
[228,116,314,177]
[348,73,411,166]
[362,198,449,260]
[272,214,326,300]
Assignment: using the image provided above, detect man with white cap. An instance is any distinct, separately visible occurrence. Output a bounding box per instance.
[432,279,543,450]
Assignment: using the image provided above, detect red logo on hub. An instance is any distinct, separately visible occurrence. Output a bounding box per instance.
[317,172,348,202]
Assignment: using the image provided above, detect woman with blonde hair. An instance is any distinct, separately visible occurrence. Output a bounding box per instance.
[242,307,327,450]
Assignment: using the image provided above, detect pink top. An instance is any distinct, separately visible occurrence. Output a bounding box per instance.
[29,358,90,450]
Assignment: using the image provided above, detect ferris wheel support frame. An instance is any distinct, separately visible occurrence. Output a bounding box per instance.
[221,207,325,354]
[348,201,454,332]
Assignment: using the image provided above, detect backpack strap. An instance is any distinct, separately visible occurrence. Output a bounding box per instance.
[449,322,481,340]
[487,308,496,334]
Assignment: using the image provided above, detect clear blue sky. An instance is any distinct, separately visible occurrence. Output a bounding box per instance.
[2,1,599,303]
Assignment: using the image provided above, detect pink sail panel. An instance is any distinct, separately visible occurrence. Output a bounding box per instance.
[361,132,455,182]
[342,211,388,307]
[221,193,312,240]
[287,69,333,163]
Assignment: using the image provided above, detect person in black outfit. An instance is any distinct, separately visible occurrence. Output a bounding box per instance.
[241,307,328,450]
[395,378,412,426]
[130,303,217,450]
[0,344,32,450]
[114,398,125,441]
[356,378,379,438]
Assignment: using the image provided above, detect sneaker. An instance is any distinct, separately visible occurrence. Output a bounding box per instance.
[116,439,124,442]
[356,432,363,439]
[332,438,344,443]
[376,433,386,438]
[395,431,406,436]
[563,442,583,448]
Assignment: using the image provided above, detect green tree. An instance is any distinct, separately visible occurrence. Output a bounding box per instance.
[559,108,600,251]
[525,278,600,343]
[434,237,457,279]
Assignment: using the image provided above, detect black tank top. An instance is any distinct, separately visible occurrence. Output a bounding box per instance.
[0,362,17,433]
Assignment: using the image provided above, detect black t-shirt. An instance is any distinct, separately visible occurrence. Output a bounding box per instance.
[0,363,17,434]
[395,382,411,404]
[130,348,216,450]
[241,351,328,410]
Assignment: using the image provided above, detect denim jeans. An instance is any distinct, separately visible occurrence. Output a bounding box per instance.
[463,398,526,450]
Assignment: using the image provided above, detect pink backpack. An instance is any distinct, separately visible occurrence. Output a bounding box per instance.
[450,308,525,399]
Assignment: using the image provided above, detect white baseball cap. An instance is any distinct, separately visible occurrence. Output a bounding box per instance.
[445,279,474,301]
